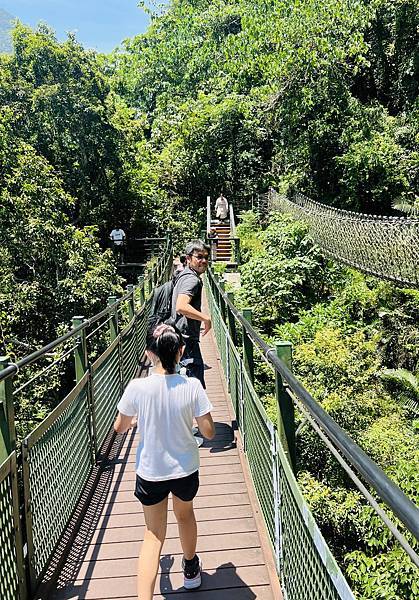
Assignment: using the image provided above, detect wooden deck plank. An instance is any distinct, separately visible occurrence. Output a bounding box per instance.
[49,313,281,599]
[96,505,254,529]
[89,517,258,546]
[117,588,274,600]
[75,531,268,562]
[52,566,271,599]
[119,456,242,469]
[96,482,250,504]
[72,548,267,580]
[104,493,251,515]
[113,472,245,491]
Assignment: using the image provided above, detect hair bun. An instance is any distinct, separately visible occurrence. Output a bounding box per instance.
[153,324,175,339]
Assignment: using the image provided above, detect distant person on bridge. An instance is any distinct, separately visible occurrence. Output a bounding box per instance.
[215,192,228,222]
[215,192,228,221]
[109,224,126,262]
[114,323,215,599]
[172,240,211,389]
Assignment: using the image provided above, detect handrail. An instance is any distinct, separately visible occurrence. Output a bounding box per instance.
[206,195,211,233]
[229,202,236,236]
[207,267,419,548]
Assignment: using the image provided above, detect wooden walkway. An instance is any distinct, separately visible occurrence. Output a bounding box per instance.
[48,325,281,599]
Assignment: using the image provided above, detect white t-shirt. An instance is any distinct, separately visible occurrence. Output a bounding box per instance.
[110,228,125,245]
[117,373,213,481]
[215,196,228,219]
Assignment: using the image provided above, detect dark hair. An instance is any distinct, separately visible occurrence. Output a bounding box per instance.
[179,254,187,265]
[146,321,184,374]
[184,239,210,256]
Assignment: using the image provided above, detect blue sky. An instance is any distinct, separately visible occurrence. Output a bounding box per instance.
[1,0,154,53]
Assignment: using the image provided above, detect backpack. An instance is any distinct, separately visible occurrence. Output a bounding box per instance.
[147,270,193,331]
[148,279,174,330]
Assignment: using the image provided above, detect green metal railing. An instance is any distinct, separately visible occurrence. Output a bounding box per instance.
[0,238,172,599]
[205,268,419,599]
[0,452,26,600]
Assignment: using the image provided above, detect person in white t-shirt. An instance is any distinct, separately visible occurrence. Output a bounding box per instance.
[109,224,126,262]
[114,322,215,599]
[215,192,228,221]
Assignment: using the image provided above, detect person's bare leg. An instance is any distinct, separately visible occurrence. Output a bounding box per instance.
[172,496,197,560]
[137,497,168,600]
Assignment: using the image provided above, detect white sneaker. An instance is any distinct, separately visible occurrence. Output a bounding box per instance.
[182,555,202,589]
[195,436,204,447]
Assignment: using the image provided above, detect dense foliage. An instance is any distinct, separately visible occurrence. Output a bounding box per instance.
[3,0,418,359]
[0,26,130,354]
[235,211,419,599]
[112,0,419,215]
[0,1,418,594]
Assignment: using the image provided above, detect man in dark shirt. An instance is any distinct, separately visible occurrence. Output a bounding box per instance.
[172,240,212,388]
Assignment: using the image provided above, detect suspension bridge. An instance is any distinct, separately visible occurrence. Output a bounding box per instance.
[1,205,418,600]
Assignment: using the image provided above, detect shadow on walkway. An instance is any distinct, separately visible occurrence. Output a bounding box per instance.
[159,555,257,599]
[200,421,236,453]
[42,429,136,599]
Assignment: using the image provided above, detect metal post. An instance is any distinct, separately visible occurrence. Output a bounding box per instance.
[143,271,149,297]
[219,280,227,323]
[108,296,123,397]
[242,310,254,383]
[213,273,221,307]
[146,271,152,297]
[107,296,119,341]
[72,317,96,463]
[275,341,296,472]
[72,317,88,383]
[217,281,231,389]
[226,292,237,345]
[0,356,16,462]
[138,275,145,306]
[126,285,135,321]
[127,284,139,366]
[207,195,211,233]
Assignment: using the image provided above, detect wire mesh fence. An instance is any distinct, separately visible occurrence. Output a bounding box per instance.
[266,189,419,288]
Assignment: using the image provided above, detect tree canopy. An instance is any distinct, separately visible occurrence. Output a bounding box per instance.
[111,0,418,214]
[0,4,418,595]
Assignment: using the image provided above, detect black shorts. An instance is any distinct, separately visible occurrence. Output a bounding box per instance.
[181,339,206,389]
[135,471,199,506]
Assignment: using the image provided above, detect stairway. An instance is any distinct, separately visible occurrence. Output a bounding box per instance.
[211,221,231,262]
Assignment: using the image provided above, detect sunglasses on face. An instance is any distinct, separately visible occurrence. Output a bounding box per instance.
[190,253,209,261]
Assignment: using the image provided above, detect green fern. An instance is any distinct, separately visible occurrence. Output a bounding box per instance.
[380,368,418,396]
[380,369,419,417]
[392,198,419,217]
